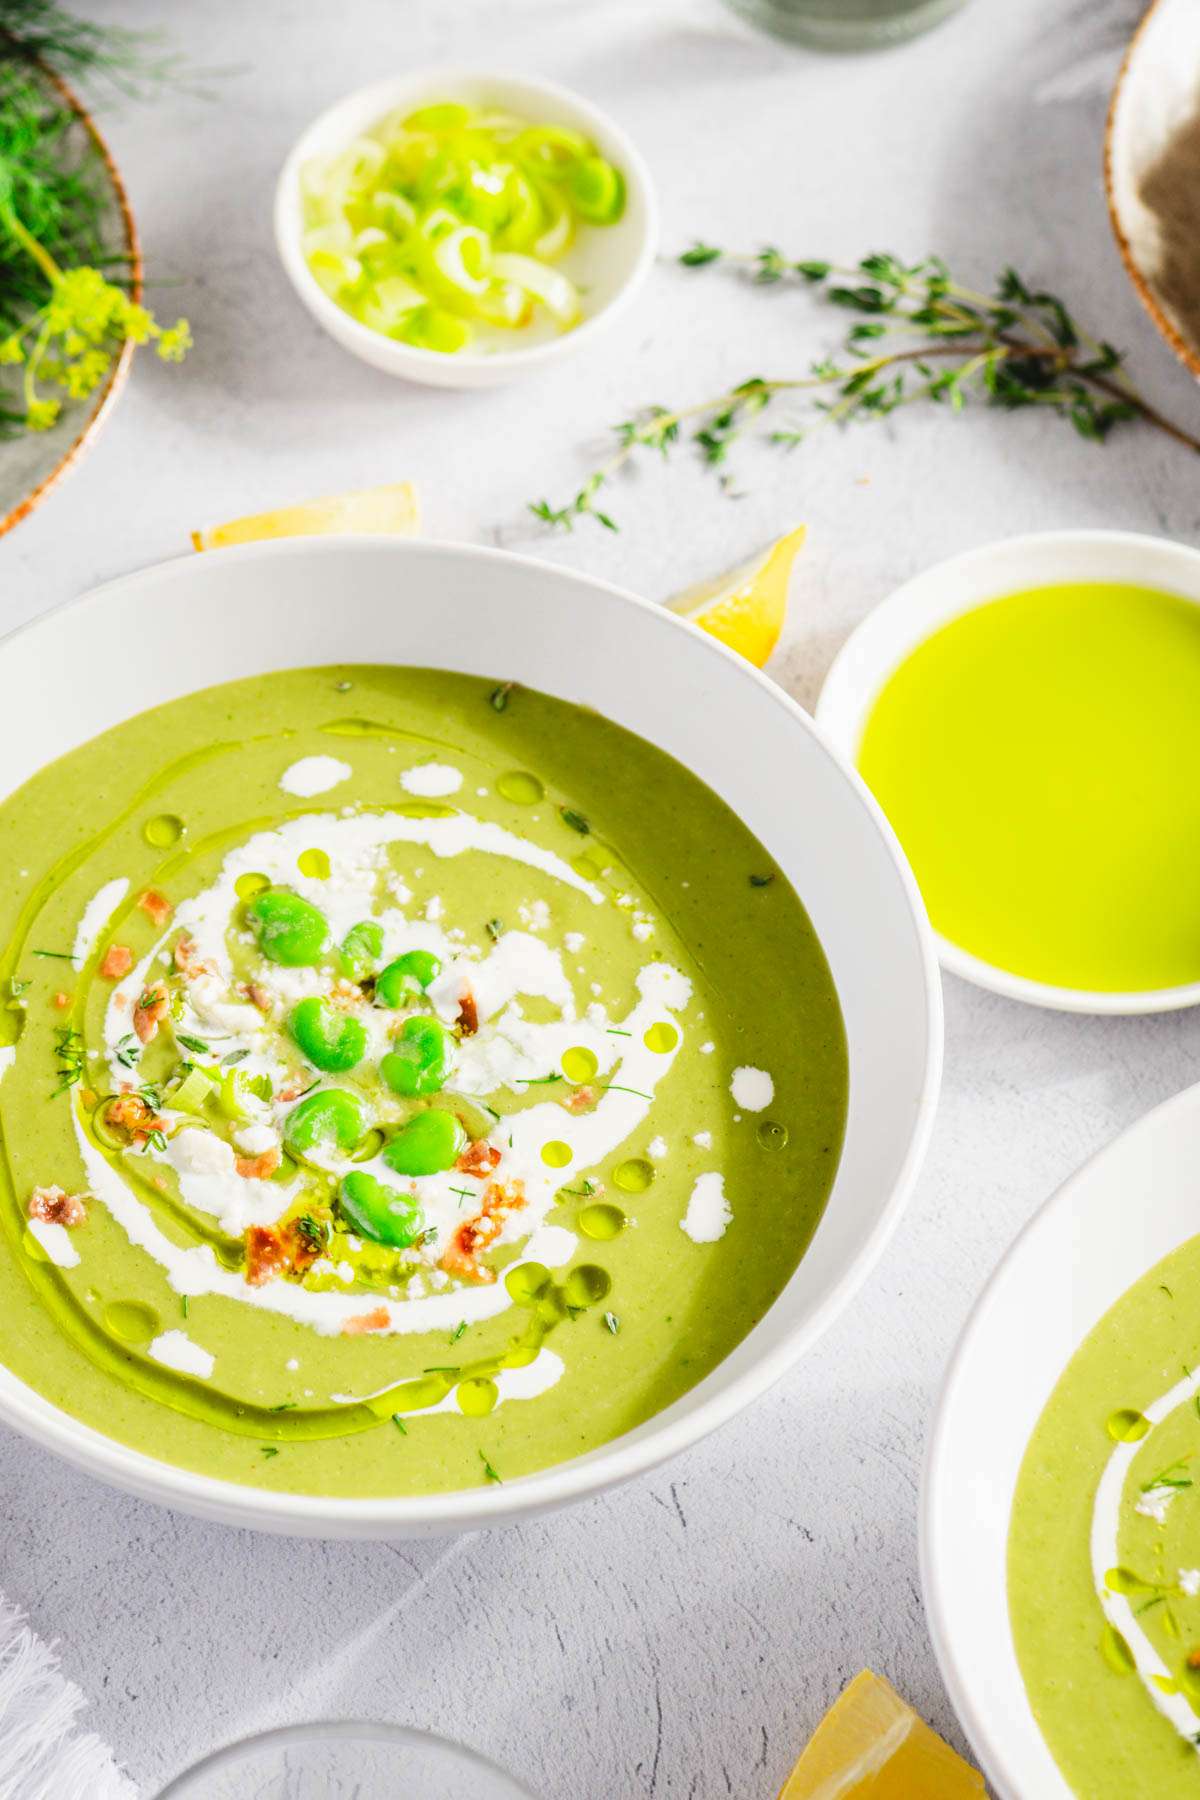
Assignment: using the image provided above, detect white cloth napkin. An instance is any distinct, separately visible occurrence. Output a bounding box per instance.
[0,1597,137,1800]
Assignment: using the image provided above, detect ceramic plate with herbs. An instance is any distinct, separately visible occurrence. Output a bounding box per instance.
[0,59,141,536]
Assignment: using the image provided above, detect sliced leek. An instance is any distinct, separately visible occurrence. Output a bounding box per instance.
[299,98,626,354]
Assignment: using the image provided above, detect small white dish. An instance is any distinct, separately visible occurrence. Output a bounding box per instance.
[0,536,940,1537]
[922,1077,1200,1800]
[274,68,658,389]
[1106,0,1200,381]
[816,528,1200,1015]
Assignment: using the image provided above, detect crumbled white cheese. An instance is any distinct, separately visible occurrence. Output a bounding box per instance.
[648,1136,668,1158]
[692,1130,713,1150]
[700,1041,715,1055]
[564,932,585,953]
[1180,1569,1200,1597]
[1136,1486,1178,1525]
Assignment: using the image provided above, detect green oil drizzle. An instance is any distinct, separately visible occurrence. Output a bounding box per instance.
[578,1203,625,1241]
[613,1157,654,1194]
[496,770,544,805]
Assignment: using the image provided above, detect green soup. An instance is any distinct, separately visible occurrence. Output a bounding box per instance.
[0,666,847,1497]
[857,581,1200,992]
[1010,1237,1200,1796]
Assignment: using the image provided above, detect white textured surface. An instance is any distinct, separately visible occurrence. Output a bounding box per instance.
[1,0,1195,1793]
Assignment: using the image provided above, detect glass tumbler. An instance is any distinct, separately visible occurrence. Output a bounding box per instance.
[155,1721,540,1800]
[723,0,969,51]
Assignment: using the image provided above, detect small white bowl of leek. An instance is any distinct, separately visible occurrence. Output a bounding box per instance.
[274,69,658,389]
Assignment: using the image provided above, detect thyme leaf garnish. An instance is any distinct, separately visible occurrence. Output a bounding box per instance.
[529,250,1200,530]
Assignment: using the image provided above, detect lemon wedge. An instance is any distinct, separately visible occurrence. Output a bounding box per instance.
[667,525,805,667]
[779,1671,985,1799]
[191,482,420,551]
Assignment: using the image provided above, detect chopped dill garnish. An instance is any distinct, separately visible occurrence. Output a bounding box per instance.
[1141,1459,1193,1493]
[601,1082,653,1101]
[450,1320,467,1343]
[32,948,74,961]
[269,1401,296,1412]
[559,806,590,834]
[448,1187,474,1206]
[50,1024,83,1095]
[485,917,504,941]
[606,1028,632,1037]
[603,1311,620,1335]
[479,1450,501,1483]
[143,1128,167,1153]
[424,1365,460,1375]
[180,1295,189,1319]
[260,1445,279,1458]
[295,1213,333,1253]
[392,1413,408,1435]
[749,873,775,888]
[519,1073,563,1086]
[489,681,515,712]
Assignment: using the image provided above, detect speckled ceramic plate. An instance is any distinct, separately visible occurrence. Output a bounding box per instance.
[1106,0,1200,381]
[0,66,141,538]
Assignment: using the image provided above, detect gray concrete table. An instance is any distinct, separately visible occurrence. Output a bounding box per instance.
[0,0,1190,1792]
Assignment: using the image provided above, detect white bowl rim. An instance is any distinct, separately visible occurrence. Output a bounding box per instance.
[816,527,1200,1016]
[0,535,942,1533]
[919,1075,1200,1800]
[273,65,660,377]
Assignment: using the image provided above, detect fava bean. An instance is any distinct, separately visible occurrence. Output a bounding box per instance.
[245,887,329,967]
[375,949,441,1008]
[339,1170,425,1249]
[380,1015,454,1097]
[289,996,367,1073]
[382,1108,466,1176]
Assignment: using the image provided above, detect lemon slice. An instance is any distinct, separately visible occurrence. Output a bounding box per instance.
[191,482,420,551]
[667,524,805,667]
[779,1671,985,1799]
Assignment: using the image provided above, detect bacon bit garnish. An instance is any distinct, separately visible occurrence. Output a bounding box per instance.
[235,1146,281,1181]
[457,988,479,1037]
[565,1085,597,1114]
[1189,1648,1200,1671]
[242,1216,324,1285]
[133,980,170,1045]
[137,889,172,926]
[79,1087,96,1109]
[342,1305,390,1336]
[99,944,133,980]
[245,982,272,1014]
[244,1224,290,1287]
[28,1185,87,1227]
[104,1091,165,1147]
[455,1139,501,1178]
[173,935,213,980]
[278,1073,309,1103]
[52,990,71,1010]
[441,1179,527,1283]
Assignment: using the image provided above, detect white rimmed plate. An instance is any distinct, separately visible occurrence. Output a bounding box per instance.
[922,1079,1200,1800]
[0,536,941,1536]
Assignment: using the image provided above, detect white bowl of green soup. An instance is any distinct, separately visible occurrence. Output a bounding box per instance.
[817,529,1200,1014]
[0,538,939,1536]
[924,1081,1200,1799]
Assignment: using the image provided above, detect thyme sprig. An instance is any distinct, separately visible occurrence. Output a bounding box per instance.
[529,250,1200,531]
